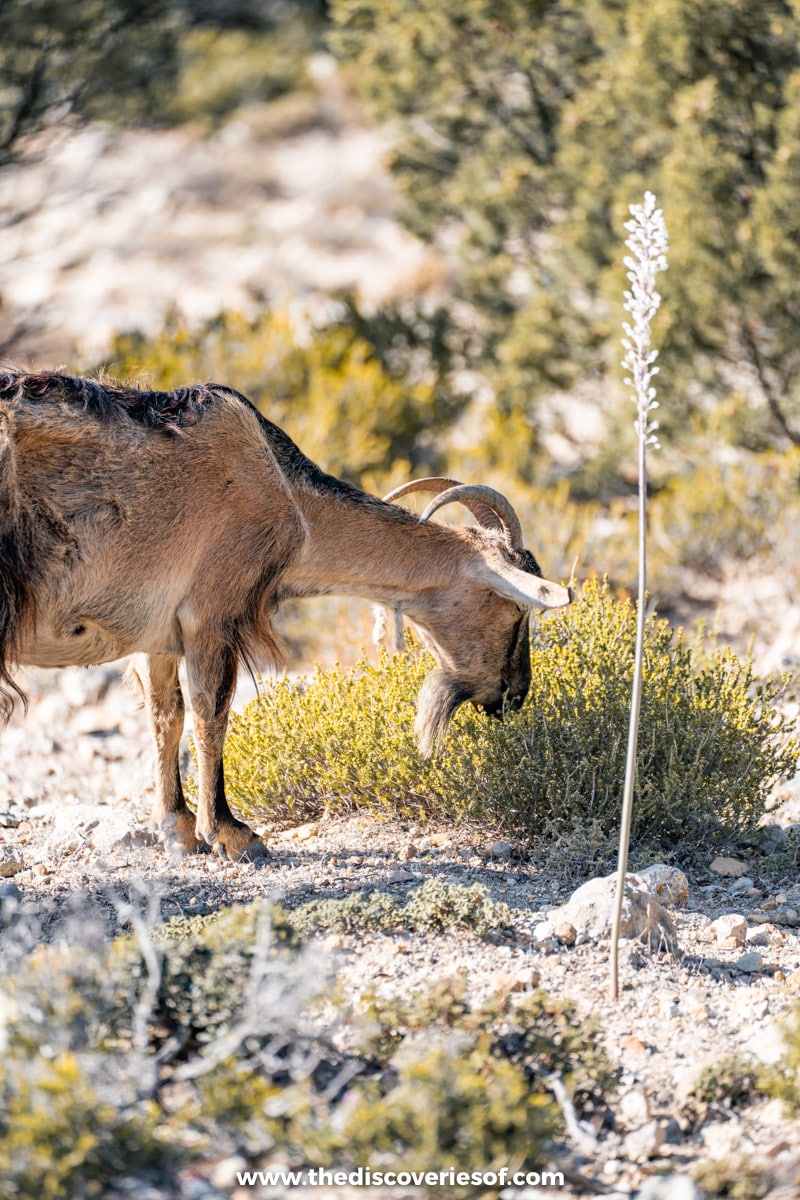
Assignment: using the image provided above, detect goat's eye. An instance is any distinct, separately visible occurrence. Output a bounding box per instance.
[71,624,86,636]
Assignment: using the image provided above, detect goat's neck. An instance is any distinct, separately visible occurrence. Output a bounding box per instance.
[283,490,461,606]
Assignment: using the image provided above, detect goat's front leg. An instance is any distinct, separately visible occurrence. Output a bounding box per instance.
[184,636,267,861]
[128,653,201,854]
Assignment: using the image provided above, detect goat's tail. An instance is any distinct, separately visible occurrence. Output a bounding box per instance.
[0,404,32,721]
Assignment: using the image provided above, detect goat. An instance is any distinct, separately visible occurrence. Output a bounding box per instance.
[0,369,572,860]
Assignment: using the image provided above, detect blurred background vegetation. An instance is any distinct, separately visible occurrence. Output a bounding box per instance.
[4,0,800,661]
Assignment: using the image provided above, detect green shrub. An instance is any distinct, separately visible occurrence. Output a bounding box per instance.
[355,975,619,1110]
[310,1033,557,1177]
[0,1054,169,1200]
[692,1156,770,1200]
[220,578,797,852]
[691,1056,762,1109]
[287,880,514,938]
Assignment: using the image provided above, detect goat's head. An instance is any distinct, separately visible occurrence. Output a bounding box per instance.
[382,479,573,756]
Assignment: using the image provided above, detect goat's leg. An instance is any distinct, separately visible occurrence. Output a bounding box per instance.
[184,637,266,861]
[128,653,200,853]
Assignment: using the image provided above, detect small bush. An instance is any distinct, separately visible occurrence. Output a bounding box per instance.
[287,880,514,938]
[221,579,797,852]
[0,1052,168,1200]
[691,1056,762,1109]
[692,1156,770,1200]
[356,975,619,1112]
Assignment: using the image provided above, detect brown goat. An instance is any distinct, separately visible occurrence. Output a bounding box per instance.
[0,369,571,860]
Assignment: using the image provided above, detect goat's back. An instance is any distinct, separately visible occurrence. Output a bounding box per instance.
[0,371,305,682]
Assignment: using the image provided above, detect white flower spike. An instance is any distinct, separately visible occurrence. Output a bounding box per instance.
[621,191,668,448]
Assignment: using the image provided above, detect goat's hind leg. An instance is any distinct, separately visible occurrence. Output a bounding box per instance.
[184,635,267,862]
[128,653,201,855]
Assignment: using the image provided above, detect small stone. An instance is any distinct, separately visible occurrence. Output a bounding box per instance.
[209,1155,249,1190]
[711,914,747,946]
[619,1087,650,1124]
[488,840,513,860]
[636,1175,703,1200]
[513,965,541,990]
[293,821,319,841]
[730,876,755,896]
[554,919,577,946]
[784,969,800,991]
[710,856,748,877]
[701,1120,744,1157]
[551,872,678,954]
[387,869,416,884]
[622,1119,665,1162]
[532,919,555,943]
[399,843,417,862]
[772,907,799,927]
[736,951,763,973]
[0,813,20,828]
[746,926,772,947]
[759,824,787,853]
[0,846,24,877]
[494,967,539,993]
[321,933,345,953]
[621,1034,649,1056]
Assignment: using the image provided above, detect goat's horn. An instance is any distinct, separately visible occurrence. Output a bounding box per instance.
[418,485,524,551]
[382,477,463,504]
[383,477,516,543]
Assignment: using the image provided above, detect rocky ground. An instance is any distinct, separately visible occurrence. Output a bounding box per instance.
[2,664,800,1199]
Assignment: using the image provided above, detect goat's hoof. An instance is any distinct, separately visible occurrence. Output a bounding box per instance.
[217,833,271,864]
[157,812,204,856]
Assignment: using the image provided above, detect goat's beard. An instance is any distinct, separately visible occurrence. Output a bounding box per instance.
[414,669,471,758]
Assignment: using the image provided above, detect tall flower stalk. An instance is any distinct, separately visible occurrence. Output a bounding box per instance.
[610,192,669,1002]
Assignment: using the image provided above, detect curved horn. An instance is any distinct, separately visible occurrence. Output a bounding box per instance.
[382,477,464,504]
[418,485,524,551]
[383,477,516,543]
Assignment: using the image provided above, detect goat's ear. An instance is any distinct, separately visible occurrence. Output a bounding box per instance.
[472,561,573,610]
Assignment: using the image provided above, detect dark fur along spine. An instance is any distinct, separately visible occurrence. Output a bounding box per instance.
[0,405,31,719]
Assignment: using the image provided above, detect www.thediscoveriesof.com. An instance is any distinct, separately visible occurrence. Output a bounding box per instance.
[236,1166,566,1188]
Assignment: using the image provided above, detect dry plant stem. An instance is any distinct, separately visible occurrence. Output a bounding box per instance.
[609,434,647,1002]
